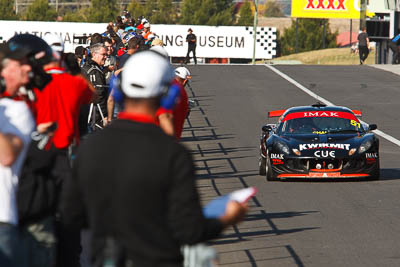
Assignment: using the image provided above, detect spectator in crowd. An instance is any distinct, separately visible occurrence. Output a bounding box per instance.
[82,43,109,129]
[185,28,197,65]
[389,30,400,64]
[151,38,164,47]
[74,46,87,67]
[117,36,141,71]
[61,50,247,267]
[0,38,37,267]
[107,36,141,122]
[103,37,117,83]
[90,33,103,46]
[357,27,369,65]
[157,66,190,139]
[136,17,147,31]
[142,22,152,41]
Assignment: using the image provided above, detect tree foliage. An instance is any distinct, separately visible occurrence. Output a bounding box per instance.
[62,8,90,22]
[280,18,338,56]
[152,0,176,24]
[127,0,145,22]
[263,0,284,17]
[23,0,58,21]
[87,0,119,23]
[237,1,253,26]
[0,0,18,20]
[180,0,234,26]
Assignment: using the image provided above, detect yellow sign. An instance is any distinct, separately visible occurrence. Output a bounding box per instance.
[291,0,363,19]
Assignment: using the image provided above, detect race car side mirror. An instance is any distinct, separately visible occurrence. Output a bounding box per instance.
[368,124,377,131]
[262,125,272,132]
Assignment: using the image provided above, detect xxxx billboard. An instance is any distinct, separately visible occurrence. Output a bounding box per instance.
[291,0,366,19]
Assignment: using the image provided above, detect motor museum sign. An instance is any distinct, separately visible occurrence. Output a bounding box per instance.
[0,21,277,59]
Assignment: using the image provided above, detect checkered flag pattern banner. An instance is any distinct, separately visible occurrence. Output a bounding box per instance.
[246,26,277,58]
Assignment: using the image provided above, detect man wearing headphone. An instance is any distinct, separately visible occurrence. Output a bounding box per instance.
[61,50,247,267]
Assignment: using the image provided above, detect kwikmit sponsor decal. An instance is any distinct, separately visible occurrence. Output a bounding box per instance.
[305,0,346,11]
[299,143,351,151]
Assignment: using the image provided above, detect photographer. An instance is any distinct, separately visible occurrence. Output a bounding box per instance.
[82,43,109,129]
[0,34,50,267]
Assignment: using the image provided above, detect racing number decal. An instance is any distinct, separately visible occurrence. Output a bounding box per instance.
[351,120,361,128]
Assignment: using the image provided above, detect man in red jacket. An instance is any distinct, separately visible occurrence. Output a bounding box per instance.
[157,66,191,139]
[33,33,94,267]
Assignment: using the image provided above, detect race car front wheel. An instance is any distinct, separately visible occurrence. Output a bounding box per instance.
[367,160,380,181]
[259,156,266,175]
[266,154,277,181]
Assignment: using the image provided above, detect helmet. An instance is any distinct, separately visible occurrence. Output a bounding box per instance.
[175,67,191,80]
[150,45,169,58]
[3,34,53,67]
[43,33,64,53]
[121,50,174,98]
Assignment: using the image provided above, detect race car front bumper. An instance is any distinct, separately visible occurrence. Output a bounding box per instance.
[271,155,378,179]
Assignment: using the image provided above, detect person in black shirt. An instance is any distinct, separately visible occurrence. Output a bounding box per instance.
[357,27,369,65]
[185,28,197,64]
[61,50,247,267]
[82,43,109,129]
[389,31,400,64]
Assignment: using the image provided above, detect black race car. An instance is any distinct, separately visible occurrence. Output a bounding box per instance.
[259,103,380,181]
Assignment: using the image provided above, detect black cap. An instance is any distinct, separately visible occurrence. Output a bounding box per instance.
[1,34,53,65]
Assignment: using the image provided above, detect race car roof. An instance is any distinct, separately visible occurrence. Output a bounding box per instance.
[268,105,361,119]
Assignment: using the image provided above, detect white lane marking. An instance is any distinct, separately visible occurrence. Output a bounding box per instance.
[265,64,400,147]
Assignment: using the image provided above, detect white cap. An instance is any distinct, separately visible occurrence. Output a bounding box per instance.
[175,67,191,80]
[141,18,148,23]
[144,22,150,28]
[150,45,169,58]
[43,33,64,53]
[121,51,174,98]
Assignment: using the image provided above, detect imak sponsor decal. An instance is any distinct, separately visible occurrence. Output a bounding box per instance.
[299,143,350,151]
[314,150,336,158]
[366,153,378,159]
[304,111,339,117]
[271,153,284,159]
[366,153,378,163]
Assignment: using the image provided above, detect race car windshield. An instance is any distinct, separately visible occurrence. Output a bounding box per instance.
[279,117,364,135]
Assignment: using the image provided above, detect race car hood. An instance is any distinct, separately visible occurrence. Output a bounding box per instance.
[277,133,368,158]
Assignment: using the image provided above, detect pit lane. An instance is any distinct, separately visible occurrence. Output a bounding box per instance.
[181,64,400,267]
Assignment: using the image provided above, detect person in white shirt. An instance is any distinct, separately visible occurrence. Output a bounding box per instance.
[0,35,48,267]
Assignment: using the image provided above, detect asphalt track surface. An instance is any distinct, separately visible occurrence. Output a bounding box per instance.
[181,64,400,267]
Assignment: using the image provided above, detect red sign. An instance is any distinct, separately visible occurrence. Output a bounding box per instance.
[305,0,346,10]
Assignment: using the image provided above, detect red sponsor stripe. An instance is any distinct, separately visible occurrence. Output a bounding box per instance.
[282,111,359,122]
[352,110,362,117]
[268,110,286,118]
[278,173,370,178]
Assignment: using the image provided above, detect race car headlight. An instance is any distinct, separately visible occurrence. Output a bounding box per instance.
[358,140,372,154]
[275,141,290,155]
[349,148,357,156]
[292,148,301,156]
